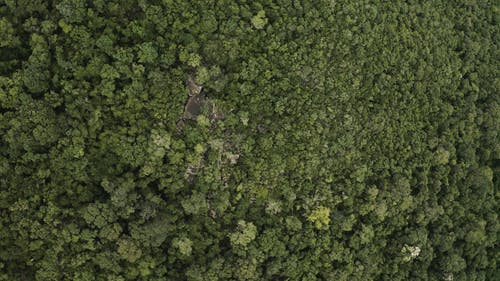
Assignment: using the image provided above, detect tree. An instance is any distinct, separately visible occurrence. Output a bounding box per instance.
[307,206,331,230]
[230,220,257,249]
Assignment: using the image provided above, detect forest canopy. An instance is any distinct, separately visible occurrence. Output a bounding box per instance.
[0,0,498,280]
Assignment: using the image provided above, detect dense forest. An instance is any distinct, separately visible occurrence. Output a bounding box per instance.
[0,1,498,280]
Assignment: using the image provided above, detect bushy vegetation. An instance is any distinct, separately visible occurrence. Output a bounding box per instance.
[0,1,498,280]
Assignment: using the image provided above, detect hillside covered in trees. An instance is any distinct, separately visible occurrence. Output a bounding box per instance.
[0,1,498,280]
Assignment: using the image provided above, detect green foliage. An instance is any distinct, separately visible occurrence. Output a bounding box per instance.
[307,206,331,229]
[0,1,498,280]
[117,238,142,263]
[251,10,268,30]
[229,220,257,249]
[0,18,20,48]
[172,237,193,257]
[181,192,208,215]
[137,42,158,64]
